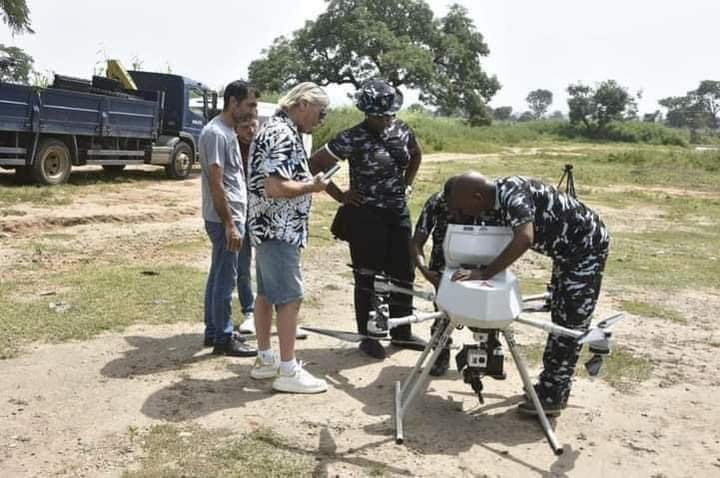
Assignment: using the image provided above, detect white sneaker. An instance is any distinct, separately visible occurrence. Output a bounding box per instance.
[272,361,328,394]
[237,313,255,334]
[250,353,280,380]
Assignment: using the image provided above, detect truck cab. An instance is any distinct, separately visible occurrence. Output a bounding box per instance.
[128,71,218,177]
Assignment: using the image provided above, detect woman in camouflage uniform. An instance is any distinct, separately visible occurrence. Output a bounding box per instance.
[310,79,427,359]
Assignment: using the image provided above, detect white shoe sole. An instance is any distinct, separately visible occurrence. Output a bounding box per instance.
[250,367,279,380]
[272,378,327,394]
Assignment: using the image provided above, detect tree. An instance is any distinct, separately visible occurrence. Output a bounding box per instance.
[659,94,710,135]
[567,84,595,129]
[248,0,500,125]
[0,43,32,83]
[643,111,661,123]
[567,80,637,131]
[1,0,33,34]
[526,89,552,119]
[549,110,565,120]
[516,111,534,122]
[492,106,512,121]
[593,80,633,127]
[1,0,34,84]
[693,80,720,129]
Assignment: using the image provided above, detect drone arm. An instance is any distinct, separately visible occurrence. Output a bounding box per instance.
[387,311,445,329]
[515,316,584,339]
[522,292,550,303]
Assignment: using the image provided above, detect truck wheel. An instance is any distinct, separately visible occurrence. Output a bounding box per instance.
[32,138,72,185]
[165,142,193,179]
[102,165,126,176]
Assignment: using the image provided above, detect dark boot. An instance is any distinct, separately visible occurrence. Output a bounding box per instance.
[212,336,257,357]
[359,338,386,359]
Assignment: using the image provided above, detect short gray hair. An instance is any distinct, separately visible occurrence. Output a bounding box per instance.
[278,82,330,111]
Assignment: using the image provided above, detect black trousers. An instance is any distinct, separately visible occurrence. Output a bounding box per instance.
[346,205,415,339]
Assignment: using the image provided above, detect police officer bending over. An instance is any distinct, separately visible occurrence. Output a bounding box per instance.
[311,79,427,359]
[447,172,610,415]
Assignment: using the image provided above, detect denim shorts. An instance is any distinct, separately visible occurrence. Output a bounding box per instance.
[255,239,304,304]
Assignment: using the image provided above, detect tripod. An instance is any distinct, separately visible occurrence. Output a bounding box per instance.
[557,164,576,198]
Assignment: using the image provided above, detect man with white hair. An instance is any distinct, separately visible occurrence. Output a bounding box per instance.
[247,82,331,393]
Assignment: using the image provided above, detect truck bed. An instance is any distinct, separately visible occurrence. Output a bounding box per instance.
[0,82,161,140]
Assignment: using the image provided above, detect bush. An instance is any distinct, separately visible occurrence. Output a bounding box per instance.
[311,108,695,154]
[602,121,688,146]
[311,107,364,153]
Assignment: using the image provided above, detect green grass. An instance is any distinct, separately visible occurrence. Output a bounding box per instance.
[577,346,654,391]
[0,263,206,359]
[608,227,720,290]
[620,299,686,324]
[516,343,653,392]
[0,183,75,207]
[123,425,314,478]
[0,167,169,207]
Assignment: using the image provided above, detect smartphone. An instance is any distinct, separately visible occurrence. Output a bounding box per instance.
[321,163,341,181]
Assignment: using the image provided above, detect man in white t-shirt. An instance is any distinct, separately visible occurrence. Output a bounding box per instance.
[199,80,258,357]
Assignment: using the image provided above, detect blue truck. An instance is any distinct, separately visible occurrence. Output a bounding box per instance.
[0,70,217,184]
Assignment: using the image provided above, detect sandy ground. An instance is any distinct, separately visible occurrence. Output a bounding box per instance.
[1,159,719,477]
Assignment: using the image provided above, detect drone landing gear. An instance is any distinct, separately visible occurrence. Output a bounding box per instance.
[393,321,564,455]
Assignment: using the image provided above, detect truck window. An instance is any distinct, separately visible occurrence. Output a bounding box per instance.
[188,88,205,117]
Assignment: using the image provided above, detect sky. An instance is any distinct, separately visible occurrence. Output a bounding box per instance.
[3,0,719,115]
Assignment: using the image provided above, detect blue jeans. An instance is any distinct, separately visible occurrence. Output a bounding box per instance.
[236,229,255,314]
[204,220,244,344]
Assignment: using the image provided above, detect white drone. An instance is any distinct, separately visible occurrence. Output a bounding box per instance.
[303,224,625,455]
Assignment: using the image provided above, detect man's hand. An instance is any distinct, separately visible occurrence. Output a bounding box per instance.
[225,224,242,252]
[341,189,362,206]
[451,268,492,282]
[308,172,330,193]
[422,269,441,289]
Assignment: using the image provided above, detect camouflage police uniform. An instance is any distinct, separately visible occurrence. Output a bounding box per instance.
[324,80,420,341]
[494,176,610,405]
[415,191,502,366]
[415,191,503,272]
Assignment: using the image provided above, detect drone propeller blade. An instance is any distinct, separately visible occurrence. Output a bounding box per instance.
[346,264,416,288]
[577,327,608,345]
[577,313,625,345]
[300,326,384,343]
[596,313,625,329]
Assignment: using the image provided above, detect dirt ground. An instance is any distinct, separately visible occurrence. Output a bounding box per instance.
[1,159,719,477]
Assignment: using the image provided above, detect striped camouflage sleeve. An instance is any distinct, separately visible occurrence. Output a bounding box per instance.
[414,192,441,239]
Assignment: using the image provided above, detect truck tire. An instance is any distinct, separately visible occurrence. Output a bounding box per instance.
[32,138,72,185]
[102,165,126,176]
[165,142,193,179]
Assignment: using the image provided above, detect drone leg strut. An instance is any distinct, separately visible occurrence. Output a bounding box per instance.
[394,318,454,444]
[502,328,564,455]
